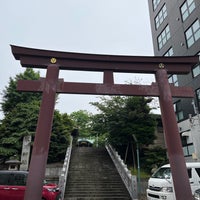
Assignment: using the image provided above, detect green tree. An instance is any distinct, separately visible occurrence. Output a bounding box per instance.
[141,146,168,173]
[90,113,109,146]
[0,69,72,163]
[69,110,92,138]
[91,96,156,146]
[1,68,41,115]
[48,111,74,163]
[0,101,40,160]
[91,96,157,167]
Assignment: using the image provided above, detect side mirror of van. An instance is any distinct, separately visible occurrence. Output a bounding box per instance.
[164,174,170,179]
[164,174,171,183]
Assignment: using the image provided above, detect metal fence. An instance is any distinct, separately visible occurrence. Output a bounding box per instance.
[106,144,138,200]
[58,137,73,200]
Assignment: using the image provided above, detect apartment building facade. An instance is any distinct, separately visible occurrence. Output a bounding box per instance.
[148,0,200,160]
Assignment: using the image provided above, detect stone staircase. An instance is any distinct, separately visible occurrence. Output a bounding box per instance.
[64,147,131,200]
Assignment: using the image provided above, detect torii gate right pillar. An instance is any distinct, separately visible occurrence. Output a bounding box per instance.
[156,65,192,199]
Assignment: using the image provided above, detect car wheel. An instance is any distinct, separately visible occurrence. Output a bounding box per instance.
[56,194,62,200]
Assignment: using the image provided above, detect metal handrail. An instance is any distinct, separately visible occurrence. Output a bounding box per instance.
[58,137,73,200]
[106,144,138,200]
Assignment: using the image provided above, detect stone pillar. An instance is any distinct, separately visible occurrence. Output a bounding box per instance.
[20,135,32,171]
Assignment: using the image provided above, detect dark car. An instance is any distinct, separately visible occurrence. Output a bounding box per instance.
[0,170,61,200]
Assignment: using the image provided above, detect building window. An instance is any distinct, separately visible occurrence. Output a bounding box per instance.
[182,143,194,157]
[180,0,195,21]
[196,88,200,100]
[169,74,178,86]
[164,47,174,56]
[153,0,161,10]
[181,133,194,157]
[192,64,200,77]
[158,25,171,49]
[185,19,200,48]
[174,101,184,121]
[196,88,200,108]
[155,4,167,29]
[192,52,200,77]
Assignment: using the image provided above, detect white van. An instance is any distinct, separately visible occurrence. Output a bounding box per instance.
[146,162,200,200]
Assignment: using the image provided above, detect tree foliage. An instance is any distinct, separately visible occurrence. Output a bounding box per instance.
[1,68,41,115]
[91,96,156,146]
[141,146,168,173]
[48,111,73,163]
[0,101,40,159]
[0,68,73,163]
[91,96,159,169]
[69,110,92,138]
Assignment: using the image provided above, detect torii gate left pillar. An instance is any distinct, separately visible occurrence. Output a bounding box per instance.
[11,45,199,200]
[24,65,59,200]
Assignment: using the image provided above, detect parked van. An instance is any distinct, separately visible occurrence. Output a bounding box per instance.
[146,162,200,200]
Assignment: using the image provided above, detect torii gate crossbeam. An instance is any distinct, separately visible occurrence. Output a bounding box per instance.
[11,45,199,200]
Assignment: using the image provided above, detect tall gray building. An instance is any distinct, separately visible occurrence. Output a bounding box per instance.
[148,0,200,160]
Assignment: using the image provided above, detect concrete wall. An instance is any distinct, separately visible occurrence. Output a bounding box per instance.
[45,162,63,184]
[178,114,200,162]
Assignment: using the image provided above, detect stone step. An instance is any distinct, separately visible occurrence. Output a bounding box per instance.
[65,193,131,198]
[64,147,131,199]
[65,190,129,194]
[65,188,129,193]
[65,195,131,199]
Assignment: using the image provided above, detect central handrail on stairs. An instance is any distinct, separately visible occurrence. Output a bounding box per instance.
[58,137,73,200]
[106,144,138,200]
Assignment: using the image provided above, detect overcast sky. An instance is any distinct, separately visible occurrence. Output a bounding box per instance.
[0,0,156,119]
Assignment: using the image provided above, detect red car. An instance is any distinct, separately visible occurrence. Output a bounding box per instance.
[0,170,61,200]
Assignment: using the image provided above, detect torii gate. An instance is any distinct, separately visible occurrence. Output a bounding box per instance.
[11,45,199,200]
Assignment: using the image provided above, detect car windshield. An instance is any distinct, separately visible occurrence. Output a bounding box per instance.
[0,172,27,186]
[152,167,171,179]
[0,173,10,185]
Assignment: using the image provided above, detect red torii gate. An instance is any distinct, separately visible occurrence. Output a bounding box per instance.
[11,45,199,200]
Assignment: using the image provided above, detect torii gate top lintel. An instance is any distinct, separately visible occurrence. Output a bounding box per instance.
[11,45,199,74]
